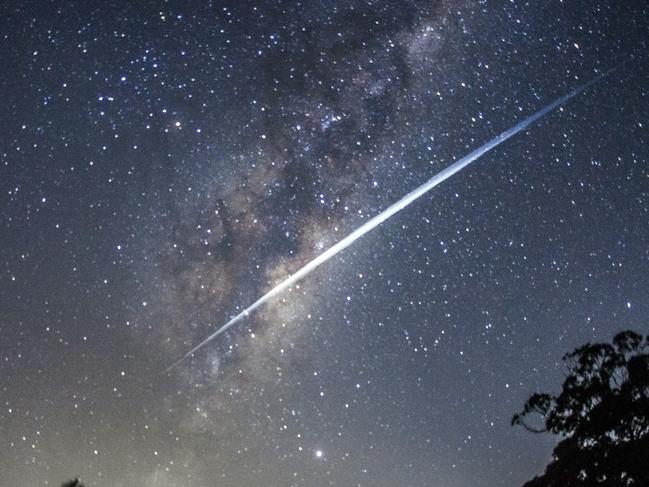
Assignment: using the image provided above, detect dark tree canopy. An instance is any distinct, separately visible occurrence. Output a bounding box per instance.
[61,479,84,487]
[513,330,649,486]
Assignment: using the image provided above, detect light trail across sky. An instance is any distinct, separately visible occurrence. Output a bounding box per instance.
[164,67,616,374]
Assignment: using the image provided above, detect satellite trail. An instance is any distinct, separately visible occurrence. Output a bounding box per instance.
[164,67,616,374]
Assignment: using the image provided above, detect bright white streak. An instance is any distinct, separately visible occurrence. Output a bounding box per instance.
[164,69,612,374]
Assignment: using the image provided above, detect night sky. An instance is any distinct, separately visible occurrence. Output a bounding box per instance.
[1,1,648,486]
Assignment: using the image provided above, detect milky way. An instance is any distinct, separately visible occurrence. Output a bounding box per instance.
[1,2,647,487]
[165,64,619,374]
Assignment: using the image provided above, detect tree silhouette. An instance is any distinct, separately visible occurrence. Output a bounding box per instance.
[61,479,84,487]
[513,330,649,486]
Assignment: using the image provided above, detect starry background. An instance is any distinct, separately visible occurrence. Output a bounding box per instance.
[1,1,648,486]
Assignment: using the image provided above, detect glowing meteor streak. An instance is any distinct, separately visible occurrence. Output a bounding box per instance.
[164,68,615,374]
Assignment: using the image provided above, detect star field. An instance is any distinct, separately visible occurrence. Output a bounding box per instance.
[1,1,648,486]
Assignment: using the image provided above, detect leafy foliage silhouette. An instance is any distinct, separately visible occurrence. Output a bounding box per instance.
[61,479,84,487]
[513,330,649,486]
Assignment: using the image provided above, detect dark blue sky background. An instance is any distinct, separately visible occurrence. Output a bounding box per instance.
[1,1,647,486]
